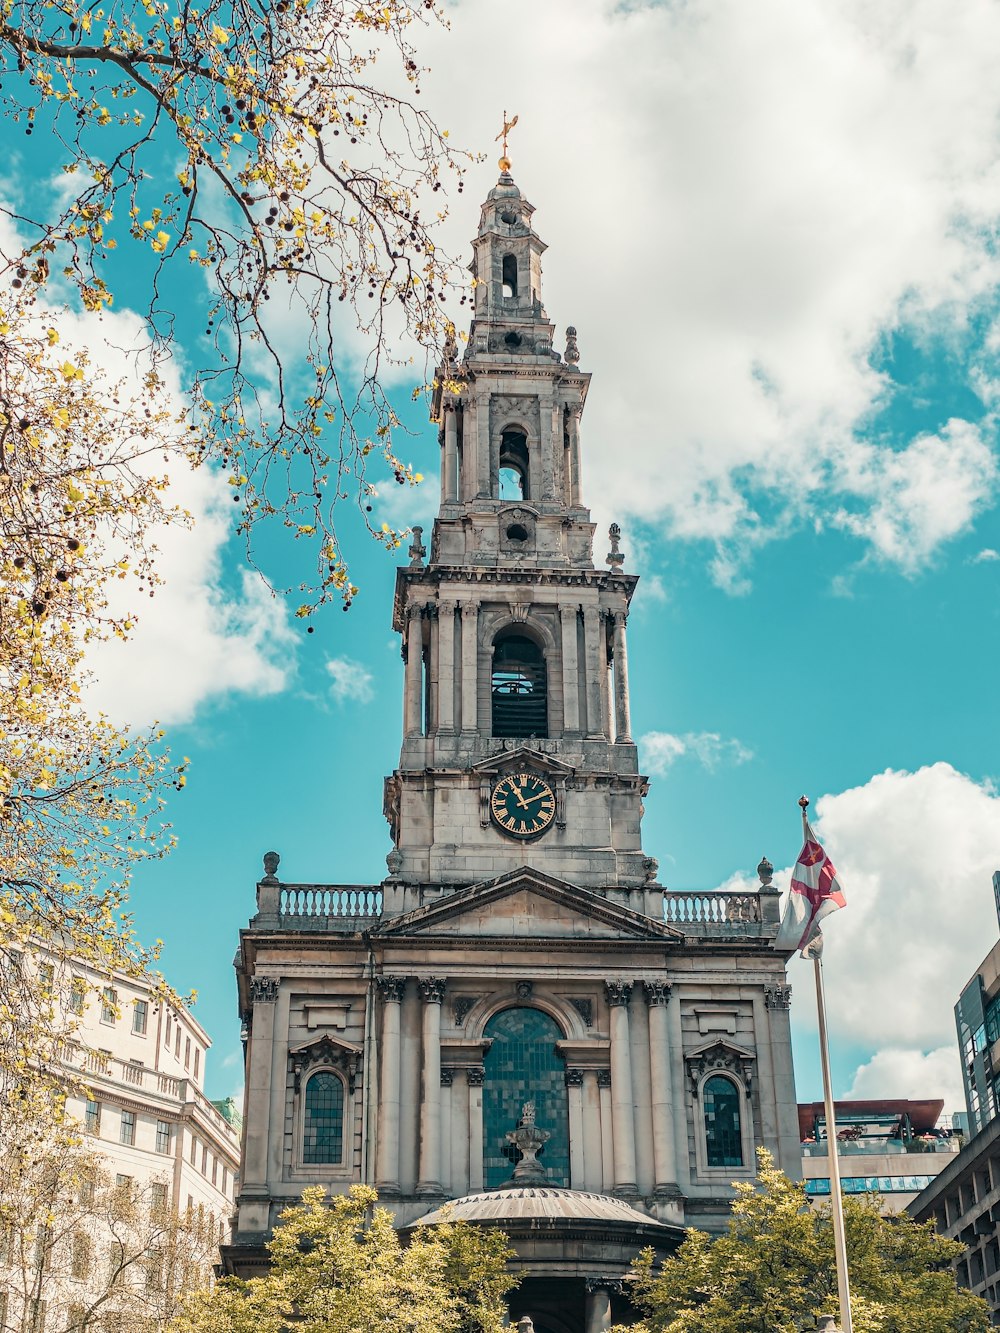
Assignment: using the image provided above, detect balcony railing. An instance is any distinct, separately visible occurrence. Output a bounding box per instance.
[662,891,764,931]
[278,885,383,931]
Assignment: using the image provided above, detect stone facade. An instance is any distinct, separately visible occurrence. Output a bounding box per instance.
[225,167,801,1328]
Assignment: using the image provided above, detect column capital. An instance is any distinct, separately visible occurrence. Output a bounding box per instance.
[467,1065,485,1087]
[612,609,628,628]
[418,977,447,1004]
[764,983,792,1010]
[643,980,672,1008]
[564,1067,585,1087]
[585,1277,626,1296]
[440,1067,455,1087]
[560,602,581,621]
[604,980,633,1007]
[462,599,479,619]
[596,1069,612,1088]
[249,976,279,1004]
[376,975,406,1004]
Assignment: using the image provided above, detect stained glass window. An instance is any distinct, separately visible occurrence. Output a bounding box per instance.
[303,1072,345,1165]
[482,1008,569,1189]
[704,1075,743,1167]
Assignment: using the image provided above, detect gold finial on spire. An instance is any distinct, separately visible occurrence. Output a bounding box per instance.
[495,110,518,172]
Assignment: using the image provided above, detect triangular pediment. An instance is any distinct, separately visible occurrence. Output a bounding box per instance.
[374,867,682,943]
[471,747,576,779]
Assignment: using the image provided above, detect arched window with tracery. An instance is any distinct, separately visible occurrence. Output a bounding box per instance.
[703,1075,743,1167]
[491,632,547,738]
[482,1007,569,1189]
[302,1071,345,1164]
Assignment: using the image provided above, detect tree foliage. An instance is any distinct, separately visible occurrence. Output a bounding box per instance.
[0,1085,221,1331]
[613,1150,989,1333]
[0,0,469,610]
[172,1184,517,1333]
[0,297,188,1093]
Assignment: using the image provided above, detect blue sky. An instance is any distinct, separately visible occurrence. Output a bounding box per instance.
[8,0,1000,1116]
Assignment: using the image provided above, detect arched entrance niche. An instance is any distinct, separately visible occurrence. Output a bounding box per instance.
[482,1007,569,1189]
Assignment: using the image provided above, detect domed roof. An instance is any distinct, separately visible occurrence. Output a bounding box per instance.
[412,1186,669,1229]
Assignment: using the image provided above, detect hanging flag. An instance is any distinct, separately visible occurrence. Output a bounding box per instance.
[775,818,847,956]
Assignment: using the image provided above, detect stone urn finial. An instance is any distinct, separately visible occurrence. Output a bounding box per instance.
[757,855,773,886]
[262,850,280,883]
[408,526,426,568]
[606,522,624,569]
[517,1319,535,1333]
[503,1101,551,1185]
[565,326,580,365]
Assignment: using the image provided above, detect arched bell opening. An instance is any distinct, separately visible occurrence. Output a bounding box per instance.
[502,252,518,298]
[499,429,529,501]
[491,631,548,738]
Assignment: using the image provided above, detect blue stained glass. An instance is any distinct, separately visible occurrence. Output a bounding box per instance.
[704,1075,743,1167]
[482,1008,570,1189]
[303,1072,344,1164]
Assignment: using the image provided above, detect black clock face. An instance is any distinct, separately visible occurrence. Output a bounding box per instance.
[490,773,556,839]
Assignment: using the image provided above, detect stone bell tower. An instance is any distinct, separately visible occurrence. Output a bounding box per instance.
[383,165,656,909]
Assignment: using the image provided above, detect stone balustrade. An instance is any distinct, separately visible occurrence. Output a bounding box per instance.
[662,891,764,930]
[278,884,384,930]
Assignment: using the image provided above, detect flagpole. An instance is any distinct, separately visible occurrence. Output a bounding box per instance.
[800,796,853,1333]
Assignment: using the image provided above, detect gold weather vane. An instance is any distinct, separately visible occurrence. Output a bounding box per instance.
[495,110,518,172]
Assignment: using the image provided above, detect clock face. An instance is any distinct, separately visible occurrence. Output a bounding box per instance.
[490,773,556,839]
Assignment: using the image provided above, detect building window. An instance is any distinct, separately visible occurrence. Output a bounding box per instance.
[184,1036,190,1069]
[222,1166,229,1196]
[498,428,529,501]
[132,1000,148,1035]
[302,1071,345,1165]
[120,1110,136,1147]
[704,1075,743,1167]
[482,1007,570,1189]
[71,1233,91,1280]
[501,252,518,298]
[150,1181,169,1215]
[38,962,54,990]
[193,1047,200,1080]
[84,1100,101,1136]
[201,1145,208,1175]
[212,1156,218,1186]
[101,987,117,1024]
[190,1136,198,1166]
[155,1120,171,1154]
[491,633,547,738]
[165,1013,172,1048]
[175,1028,181,1058]
[69,977,86,1015]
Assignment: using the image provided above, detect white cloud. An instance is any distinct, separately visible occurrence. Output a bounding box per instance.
[971,547,1000,563]
[326,656,375,704]
[639,729,753,775]
[844,1047,966,1117]
[415,0,1000,584]
[782,764,1000,1057]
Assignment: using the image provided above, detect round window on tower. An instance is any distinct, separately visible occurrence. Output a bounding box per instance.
[504,331,522,349]
[500,209,518,225]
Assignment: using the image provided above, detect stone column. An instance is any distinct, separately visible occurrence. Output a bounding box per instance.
[478,395,491,498]
[437,601,456,733]
[425,604,438,735]
[583,607,605,739]
[416,978,446,1195]
[582,1070,603,1192]
[666,993,690,1192]
[241,976,279,1191]
[404,605,423,738]
[566,1068,585,1188]
[468,1066,485,1191]
[597,1069,614,1191]
[643,981,678,1196]
[443,405,458,503]
[568,406,583,506]
[440,1068,454,1195]
[459,400,474,502]
[605,981,638,1196]
[538,395,555,501]
[560,605,580,735]
[584,1281,613,1333]
[376,976,405,1193]
[599,613,613,740]
[461,601,479,733]
[611,612,632,744]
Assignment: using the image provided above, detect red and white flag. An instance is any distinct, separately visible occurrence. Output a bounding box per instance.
[775,821,847,956]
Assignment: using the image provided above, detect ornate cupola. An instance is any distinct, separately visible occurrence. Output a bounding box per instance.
[382,159,659,911]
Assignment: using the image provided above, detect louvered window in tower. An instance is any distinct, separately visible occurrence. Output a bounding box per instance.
[491,634,547,738]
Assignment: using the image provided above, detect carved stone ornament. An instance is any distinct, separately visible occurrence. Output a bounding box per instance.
[643,981,673,1008]
[290,1034,361,1093]
[377,976,406,1004]
[249,976,279,1005]
[757,855,774,886]
[515,980,533,1000]
[764,984,792,1010]
[604,980,633,1008]
[585,1278,627,1297]
[596,1069,612,1089]
[385,848,403,876]
[467,1066,485,1087]
[453,997,475,1027]
[418,977,447,1005]
[564,1067,584,1087]
[685,1040,755,1096]
[642,856,659,885]
[440,1067,455,1088]
[564,326,580,365]
[568,997,593,1027]
[261,850,280,882]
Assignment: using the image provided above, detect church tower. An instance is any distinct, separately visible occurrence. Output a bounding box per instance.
[226,163,801,1333]
[384,163,654,906]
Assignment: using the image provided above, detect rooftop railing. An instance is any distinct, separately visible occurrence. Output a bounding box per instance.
[662,891,766,931]
[277,885,383,930]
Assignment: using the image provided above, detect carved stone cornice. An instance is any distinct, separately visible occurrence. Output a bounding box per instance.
[377,976,406,1004]
[685,1039,755,1095]
[643,981,672,1008]
[289,1034,362,1093]
[764,984,792,1010]
[249,976,278,1004]
[418,977,447,1005]
[604,980,633,1008]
